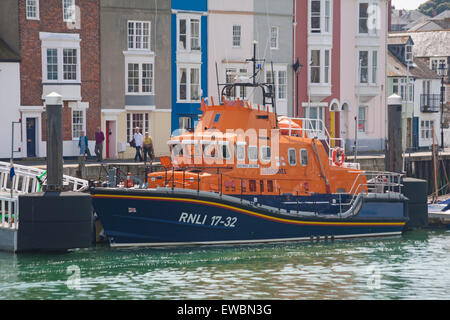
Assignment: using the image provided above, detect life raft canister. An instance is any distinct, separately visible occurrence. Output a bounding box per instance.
[332,147,345,167]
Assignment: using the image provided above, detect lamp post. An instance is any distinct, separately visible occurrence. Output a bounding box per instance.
[438,62,448,149]
[293,58,303,118]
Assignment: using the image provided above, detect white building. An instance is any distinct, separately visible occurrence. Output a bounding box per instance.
[0,38,21,159]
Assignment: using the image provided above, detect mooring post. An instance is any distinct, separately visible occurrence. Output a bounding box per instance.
[45,92,63,191]
[385,94,403,173]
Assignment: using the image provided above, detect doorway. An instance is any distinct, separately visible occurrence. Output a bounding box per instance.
[26,118,36,157]
[105,120,116,159]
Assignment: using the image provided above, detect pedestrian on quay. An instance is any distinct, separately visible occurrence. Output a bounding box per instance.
[143,132,155,164]
[78,131,91,157]
[133,127,143,162]
[95,126,105,162]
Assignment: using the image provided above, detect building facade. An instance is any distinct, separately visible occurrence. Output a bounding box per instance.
[171,0,208,133]
[0,38,21,159]
[100,0,172,158]
[339,0,388,153]
[0,0,101,158]
[387,35,441,150]
[294,0,341,145]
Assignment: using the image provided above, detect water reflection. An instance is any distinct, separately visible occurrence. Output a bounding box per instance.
[0,230,449,299]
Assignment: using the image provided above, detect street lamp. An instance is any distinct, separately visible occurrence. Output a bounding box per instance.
[293,58,303,118]
[437,62,448,149]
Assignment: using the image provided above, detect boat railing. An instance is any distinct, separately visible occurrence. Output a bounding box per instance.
[0,195,19,230]
[278,117,345,164]
[0,161,89,193]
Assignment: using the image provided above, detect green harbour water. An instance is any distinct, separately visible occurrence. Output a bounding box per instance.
[1,229,450,300]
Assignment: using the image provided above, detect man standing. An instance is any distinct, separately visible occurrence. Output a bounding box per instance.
[133,127,143,162]
[95,127,105,162]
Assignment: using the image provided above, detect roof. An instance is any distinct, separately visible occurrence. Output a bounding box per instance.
[387,51,440,79]
[391,9,427,25]
[387,35,413,45]
[431,10,450,20]
[0,38,20,62]
[408,20,443,31]
[390,30,450,57]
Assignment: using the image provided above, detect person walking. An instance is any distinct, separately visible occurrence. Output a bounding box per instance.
[78,131,91,157]
[142,132,155,164]
[95,127,105,162]
[133,127,143,162]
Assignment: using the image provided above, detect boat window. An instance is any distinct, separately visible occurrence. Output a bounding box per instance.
[221,143,231,159]
[260,146,271,162]
[288,148,296,166]
[300,149,308,166]
[213,113,221,123]
[171,143,183,157]
[235,144,246,162]
[249,180,257,192]
[203,142,217,158]
[248,146,258,162]
[267,180,274,193]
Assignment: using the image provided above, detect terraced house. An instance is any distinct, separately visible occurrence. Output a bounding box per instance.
[0,0,101,158]
[100,0,171,158]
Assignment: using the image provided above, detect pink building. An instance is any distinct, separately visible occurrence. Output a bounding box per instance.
[294,0,389,153]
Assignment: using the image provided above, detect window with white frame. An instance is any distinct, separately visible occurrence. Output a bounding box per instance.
[288,148,297,166]
[358,1,379,35]
[358,106,367,132]
[127,62,154,94]
[126,113,149,143]
[43,47,79,82]
[266,67,288,101]
[303,106,324,130]
[310,0,332,34]
[405,45,413,63]
[128,21,151,50]
[393,78,413,102]
[226,67,248,98]
[431,58,446,73]
[178,15,201,51]
[420,120,434,139]
[72,109,84,139]
[178,65,201,102]
[309,49,331,85]
[358,50,378,85]
[232,25,241,48]
[270,26,279,49]
[26,0,39,20]
[63,0,75,22]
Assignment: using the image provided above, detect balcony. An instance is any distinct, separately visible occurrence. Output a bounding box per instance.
[420,94,440,113]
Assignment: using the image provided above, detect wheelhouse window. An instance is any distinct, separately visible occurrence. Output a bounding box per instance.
[128,21,151,50]
[260,146,271,162]
[288,148,297,166]
[248,146,258,162]
[300,149,308,166]
[26,0,39,20]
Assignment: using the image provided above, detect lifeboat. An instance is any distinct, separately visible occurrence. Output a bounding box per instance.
[91,50,408,248]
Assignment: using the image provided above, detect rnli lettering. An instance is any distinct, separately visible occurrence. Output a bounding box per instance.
[178,212,237,228]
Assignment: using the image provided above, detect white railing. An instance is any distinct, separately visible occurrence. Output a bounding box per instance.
[0,161,88,194]
[0,196,19,230]
[278,116,345,163]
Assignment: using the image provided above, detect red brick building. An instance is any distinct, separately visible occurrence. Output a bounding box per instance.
[0,0,100,157]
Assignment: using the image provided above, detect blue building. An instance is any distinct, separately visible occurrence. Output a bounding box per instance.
[171,0,208,132]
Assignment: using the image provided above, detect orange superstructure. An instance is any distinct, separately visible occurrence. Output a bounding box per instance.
[147,96,366,197]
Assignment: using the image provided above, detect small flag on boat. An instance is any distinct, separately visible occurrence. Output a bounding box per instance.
[9,165,15,181]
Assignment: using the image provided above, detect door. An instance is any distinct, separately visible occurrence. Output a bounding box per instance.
[105,120,116,159]
[26,118,36,157]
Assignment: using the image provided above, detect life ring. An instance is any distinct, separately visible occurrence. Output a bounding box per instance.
[332,147,345,167]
